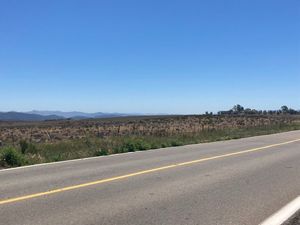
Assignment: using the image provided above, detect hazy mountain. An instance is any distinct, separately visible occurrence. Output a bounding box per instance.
[27,110,133,119]
[0,111,149,121]
[28,110,93,118]
[0,112,64,121]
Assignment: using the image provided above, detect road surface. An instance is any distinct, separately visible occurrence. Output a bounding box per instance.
[1,130,300,225]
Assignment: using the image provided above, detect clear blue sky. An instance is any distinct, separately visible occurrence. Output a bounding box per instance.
[0,0,299,114]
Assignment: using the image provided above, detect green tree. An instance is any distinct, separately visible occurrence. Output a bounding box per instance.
[232,104,244,113]
[281,106,289,114]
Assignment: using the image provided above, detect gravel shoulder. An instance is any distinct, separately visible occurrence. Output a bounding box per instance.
[283,210,300,225]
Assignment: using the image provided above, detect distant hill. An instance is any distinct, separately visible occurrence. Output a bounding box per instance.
[0,111,147,121]
[27,110,133,119]
[0,112,64,121]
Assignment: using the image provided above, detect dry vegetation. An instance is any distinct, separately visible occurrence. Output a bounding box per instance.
[0,115,300,168]
[1,115,299,144]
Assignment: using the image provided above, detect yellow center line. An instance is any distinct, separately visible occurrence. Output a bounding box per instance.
[1,138,300,205]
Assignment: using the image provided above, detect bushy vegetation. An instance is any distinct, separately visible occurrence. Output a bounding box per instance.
[218,105,300,115]
[1,110,300,168]
[0,147,26,167]
[1,121,300,168]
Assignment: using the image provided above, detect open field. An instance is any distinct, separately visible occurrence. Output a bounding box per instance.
[0,115,300,168]
[1,130,300,225]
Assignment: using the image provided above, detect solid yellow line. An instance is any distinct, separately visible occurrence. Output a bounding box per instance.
[1,138,300,205]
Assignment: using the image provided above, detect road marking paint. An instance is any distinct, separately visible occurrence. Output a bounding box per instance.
[259,196,300,225]
[1,138,300,205]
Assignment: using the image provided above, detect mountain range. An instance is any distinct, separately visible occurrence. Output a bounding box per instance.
[0,111,135,121]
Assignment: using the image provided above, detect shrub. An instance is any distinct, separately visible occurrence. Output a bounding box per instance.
[52,153,64,162]
[27,143,38,154]
[0,147,26,167]
[120,139,152,152]
[161,143,170,148]
[150,143,160,149]
[113,146,124,154]
[19,140,38,155]
[19,140,29,154]
[122,140,137,152]
[135,140,151,151]
[171,140,183,147]
[95,148,108,156]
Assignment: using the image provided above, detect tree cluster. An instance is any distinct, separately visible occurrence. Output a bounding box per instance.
[218,105,300,116]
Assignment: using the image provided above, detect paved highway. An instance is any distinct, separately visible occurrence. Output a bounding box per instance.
[1,130,300,225]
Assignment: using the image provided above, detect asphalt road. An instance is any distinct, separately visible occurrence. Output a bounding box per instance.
[1,130,300,225]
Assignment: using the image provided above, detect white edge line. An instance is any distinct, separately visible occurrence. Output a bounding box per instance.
[0,130,298,173]
[259,196,300,225]
[0,139,228,172]
[0,144,191,172]
[0,150,140,172]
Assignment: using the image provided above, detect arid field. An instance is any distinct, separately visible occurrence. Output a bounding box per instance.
[0,115,300,168]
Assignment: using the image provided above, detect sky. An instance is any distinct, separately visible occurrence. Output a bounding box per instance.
[0,0,299,114]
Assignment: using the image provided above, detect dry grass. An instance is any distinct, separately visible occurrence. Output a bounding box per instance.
[0,115,300,168]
